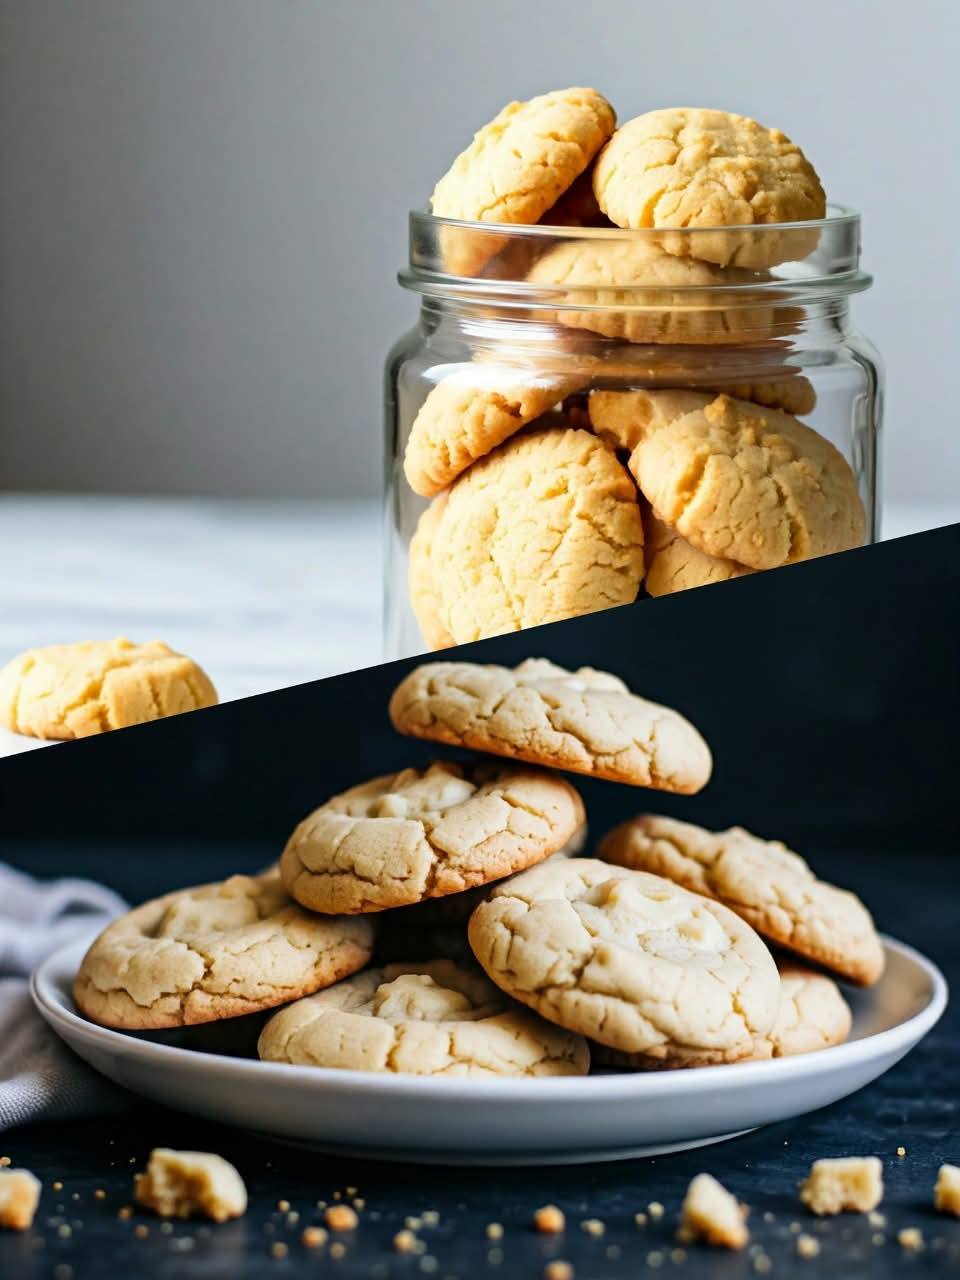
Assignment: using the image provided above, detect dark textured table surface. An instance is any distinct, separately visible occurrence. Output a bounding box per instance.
[2,843,958,1280]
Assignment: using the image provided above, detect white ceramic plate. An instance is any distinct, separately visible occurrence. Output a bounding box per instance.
[33,934,946,1166]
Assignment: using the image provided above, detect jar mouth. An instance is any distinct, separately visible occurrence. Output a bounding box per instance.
[400,203,871,307]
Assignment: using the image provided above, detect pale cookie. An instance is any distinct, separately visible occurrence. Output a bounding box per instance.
[643,508,751,597]
[408,496,456,650]
[389,657,712,793]
[598,815,884,985]
[799,1157,884,1215]
[431,88,616,276]
[630,393,865,570]
[593,108,825,268]
[279,761,585,915]
[258,959,590,1078]
[0,637,217,740]
[429,426,645,643]
[935,1165,960,1217]
[403,363,585,497]
[0,1168,41,1231]
[526,239,783,344]
[680,1174,749,1249]
[468,858,780,1064]
[73,872,374,1029]
[134,1149,247,1223]
[765,964,852,1057]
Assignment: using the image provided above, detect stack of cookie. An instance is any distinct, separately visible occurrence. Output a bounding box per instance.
[74,657,883,1079]
[404,90,866,647]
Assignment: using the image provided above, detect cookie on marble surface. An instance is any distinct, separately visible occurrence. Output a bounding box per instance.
[598,815,883,985]
[0,637,217,740]
[389,657,712,793]
[630,393,865,570]
[428,426,645,643]
[73,872,374,1029]
[258,959,590,1078]
[408,496,456,651]
[468,858,780,1066]
[280,761,585,916]
[593,108,825,267]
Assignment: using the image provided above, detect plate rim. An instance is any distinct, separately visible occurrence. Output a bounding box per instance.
[32,931,948,1105]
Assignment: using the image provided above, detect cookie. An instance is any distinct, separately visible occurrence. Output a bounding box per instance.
[431,87,616,275]
[0,1169,41,1231]
[766,964,852,1057]
[0,637,217,740]
[630,393,865,570]
[642,508,752,597]
[526,239,784,345]
[540,168,612,228]
[279,761,585,915]
[680,1174,750,1249]
[134,1149,247,1223]
[258,960,590,1077]
[403,363,585,497]
[429,426,645,643]
[468,858,780,1065]
[389,657,712,792]
[408,496,456,650]
[593,108,825,268]
[598,815,884,985]
[73,872,374,1029]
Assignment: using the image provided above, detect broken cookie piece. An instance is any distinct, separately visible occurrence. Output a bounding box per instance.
[679,1173,749,1249]
[134,1148,247,1222]
[0,1168,41,1231]
[799,1157,883,1215]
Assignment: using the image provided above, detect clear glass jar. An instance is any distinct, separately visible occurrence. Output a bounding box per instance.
[384,207,881,660]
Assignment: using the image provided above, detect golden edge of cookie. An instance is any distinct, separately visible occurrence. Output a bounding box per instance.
[732,905,884,987]
[591,1039,774,1071]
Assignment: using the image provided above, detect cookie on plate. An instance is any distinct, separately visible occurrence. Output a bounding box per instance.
[280,761,585,916]
[598,815,884,985]
[765,963,852,1057]
[73,872,374,1030]
[389,657,712,793]
[468,858,780,1067]
[258,960,590,1077]
[593,108,825,268]
[428,426,645,643]
[0,637,217,740]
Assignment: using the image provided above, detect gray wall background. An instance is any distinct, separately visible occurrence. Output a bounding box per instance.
[1,0,956,501]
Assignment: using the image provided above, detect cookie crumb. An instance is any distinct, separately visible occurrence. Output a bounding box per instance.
[0,1157,10,1168]
[753,1254,772,1274]
[94,1189,106,1201]
[896,1146,906,1158]
[330,1241,346,1258]
[934,1164,960,1216]
[635,1212,648,1227]
[270,1241,288,1259]
[648,1201,665,1220]
[647,1251,664,1268]
[286,1210,299,1225]
[486,1222,504,1240]
[324,1204,358,1231]
[277,1198,290,1212]
[799,1157,883,1215]
[0,1168,41,1231]
[535,1205,565,1234]
[354,1198,366,1210]
[422,1210,439,1226]
[134,1224,149,1239]
[581,1217,605,1237]
[898,1227,923,1250]
[796,1234,820,1259]
[302,1226,327,1248]
[57,1224,72,1238]
[680,1173,749,1250]
[394,1230,418,1254]
[134,1149,246,1223]
[407,1216,424,1231]
[53,1181,63,1192]
[346,1186,358,1196]
[544,1263,573,1280]
[868,1210,886,1227]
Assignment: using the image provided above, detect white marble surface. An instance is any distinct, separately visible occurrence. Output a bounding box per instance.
[0,494,956,757]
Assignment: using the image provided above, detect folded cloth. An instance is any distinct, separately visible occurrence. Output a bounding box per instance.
[0,862,130,1131]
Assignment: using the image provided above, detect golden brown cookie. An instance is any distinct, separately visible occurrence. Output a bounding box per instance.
[765,963,852,1057]
[403,363,585,497]
[73,872,374,1029]
[539,168,612,228]
[279,761,585,915]
[642,508,752,596]
[593,108,825,267]
[258,960,590,1078]
[0,637,217,740]
[429,426,645,643]
[630,393,865,570]
[598,815,884,985]
[468,858,780,1066]
[408,497,456,651]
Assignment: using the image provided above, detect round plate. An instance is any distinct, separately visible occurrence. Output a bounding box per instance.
[33,934,946,1166]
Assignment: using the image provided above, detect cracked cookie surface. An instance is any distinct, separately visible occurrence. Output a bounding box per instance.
[467,858,780,1063]
[593,108,825,268]
[0,637,217,740]
[73,872,374,1030]
[280,761,585,915]
[599,815,883,985]
[408,496,456,651]
[389,657,711,792]
[429,426,645,644]
[630,393,865,570]
[642,508,752,596]
[766,963,852,1057]
[258,959,590,1077]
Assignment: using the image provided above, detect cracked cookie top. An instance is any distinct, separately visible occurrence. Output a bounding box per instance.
[642,508,752,597]
[468,858,780,1062]
[599,815,884,985]
[279,761,585,915]
[630,393,865,570]
[427,426,645,644]
[73,872,374,1030]
[765,964,852,1057]
[258,959,590,1078]
[389,657,712,792]
[0,637,217,740]
[593,108,825,268]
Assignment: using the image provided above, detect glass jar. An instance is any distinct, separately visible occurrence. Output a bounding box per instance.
[384,207,881,660]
